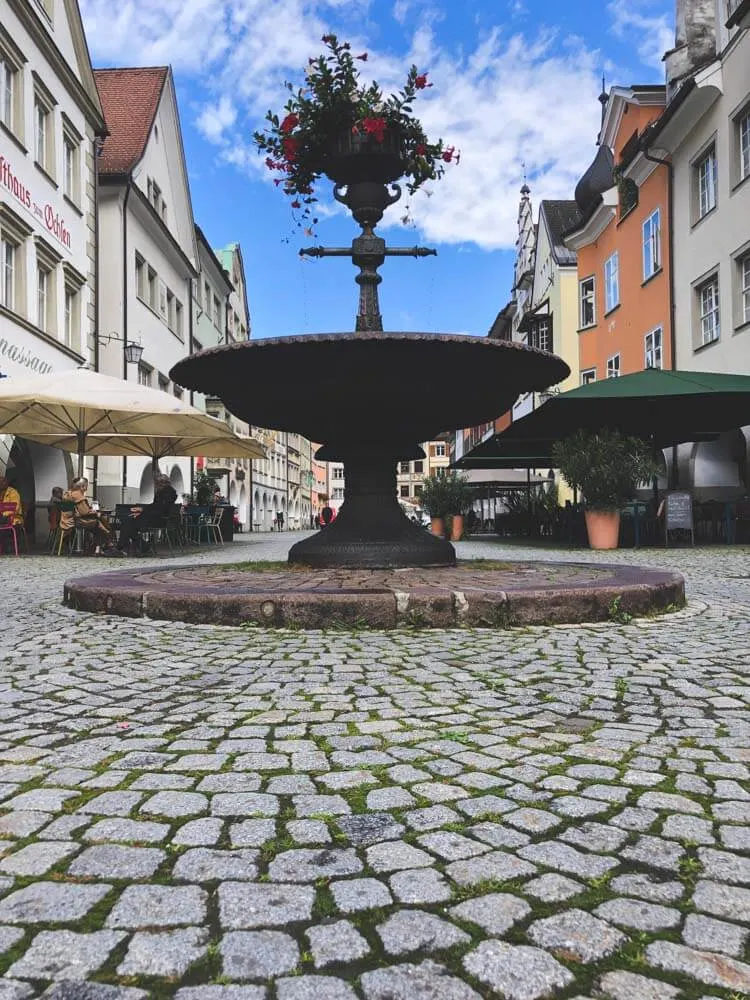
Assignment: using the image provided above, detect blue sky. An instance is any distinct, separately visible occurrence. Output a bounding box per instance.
[80,0,674,338]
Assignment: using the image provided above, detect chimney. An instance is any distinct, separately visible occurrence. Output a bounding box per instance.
[665,0,718,98]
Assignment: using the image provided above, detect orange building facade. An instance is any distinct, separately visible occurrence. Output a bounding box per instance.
[565,87,672,382]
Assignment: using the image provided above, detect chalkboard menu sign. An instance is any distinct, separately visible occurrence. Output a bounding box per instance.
[665,492,693,530]
[664,491,694,545]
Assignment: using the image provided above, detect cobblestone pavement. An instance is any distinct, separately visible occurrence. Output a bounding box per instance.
[0,533,748,999]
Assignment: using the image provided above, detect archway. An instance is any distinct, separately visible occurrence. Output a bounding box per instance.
[169,465,185,498]
[691,432,744,501]
[253,489,260,529]
[4,438,71,542]
[139,465,155,503]
[239,484,247,526]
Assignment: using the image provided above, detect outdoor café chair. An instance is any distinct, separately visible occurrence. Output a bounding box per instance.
[52,501,82,556]
[0,502,26,556]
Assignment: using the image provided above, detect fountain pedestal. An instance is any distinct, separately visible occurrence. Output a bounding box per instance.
[289,450,454,568]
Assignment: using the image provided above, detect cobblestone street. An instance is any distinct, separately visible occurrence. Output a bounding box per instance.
[0,533,749,999]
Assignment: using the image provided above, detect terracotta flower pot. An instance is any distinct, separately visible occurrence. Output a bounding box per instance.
[430,517,445,538]
[450,514,464,542]
[585,510,621,550]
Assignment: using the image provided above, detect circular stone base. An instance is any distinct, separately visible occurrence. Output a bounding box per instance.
[63,561,685,629]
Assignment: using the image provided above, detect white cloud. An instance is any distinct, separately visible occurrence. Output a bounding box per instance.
[80,0,620,251]
[196,95,237,144]
[607,0,674,71]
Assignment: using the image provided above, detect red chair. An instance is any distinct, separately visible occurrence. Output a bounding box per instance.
[0,502,23,556]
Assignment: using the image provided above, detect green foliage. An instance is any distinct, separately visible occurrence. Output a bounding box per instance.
[552,428,660,511]
[608,596,634,625]
[193,471,218,506]
[253,34,456,227]
[419,470,473,517]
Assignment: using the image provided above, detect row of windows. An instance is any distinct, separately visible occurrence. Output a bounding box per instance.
[0,218,82,347]
[579,209,663,329]
[0,37,82,206]
[580,328,664,386]
[135,364,183,400]
[135,253,184,340]
[193,276,248,340]
[400,484,424,499]
[691,103,750,225]
[695,251,750,348]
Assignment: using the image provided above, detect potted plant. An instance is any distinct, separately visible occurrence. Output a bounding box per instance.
[418,474,452,538]
[552,429,660,550]
[253,34,457,231]
[446,472,474,541]
[194,471,218,507]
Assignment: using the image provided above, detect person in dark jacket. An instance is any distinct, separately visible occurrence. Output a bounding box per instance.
[117,474,177,552]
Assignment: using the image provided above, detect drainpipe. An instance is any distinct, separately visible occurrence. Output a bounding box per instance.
[188,281,195,500]
[642,146,678,488]
[121,181,132,501]
[92,136,101,499]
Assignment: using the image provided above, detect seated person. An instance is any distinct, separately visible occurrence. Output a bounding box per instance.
[47,486,64,531]
[61,478,112,553]
[0,475,23,526]
[117,474,177,552]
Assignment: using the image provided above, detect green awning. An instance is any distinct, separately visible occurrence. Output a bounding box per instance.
[457,368,750,467]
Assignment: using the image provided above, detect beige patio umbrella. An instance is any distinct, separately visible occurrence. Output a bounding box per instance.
[0,367,265,476]
[20,430,265,471]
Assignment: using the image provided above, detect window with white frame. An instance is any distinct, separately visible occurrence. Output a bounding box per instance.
[529,316,552,352]
[158,374,169,392]
[204,281,211,319]
[606,354,620,378]
[166,289,175,331]
[63,285,78,348]
[698,274,720,345]
[581,368,596,385]
[147,267,157,310]
[645,327,663,369]
[1,237,16,311]
[642,209,661,280]
[175,299,183,340]
[137,364,152,387]
[0,32,24,141]
[434,443,446,456]
[400,485,409,498]
[696,146,717,218]
[604,253,620,312]
[213,294,221,330]
[739,253,750,326]
[158,280,168,320]
[0,53,16,133]
[62,120,80,204]
[579,275,595,328]
[33,85,55,177]
[736,106,750,184]
[135,254,146,300]
[36,263,50,332]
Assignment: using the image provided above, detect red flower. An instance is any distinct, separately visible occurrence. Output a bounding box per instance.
[322,34,335,43]
[442,145,457,162]
[415,143,427,155]
[362,116,387,142]
[280,113,299,134]
[415,73,431,89]
[356,52,368,61]
[291,199,301,209]
[281,135,300,160]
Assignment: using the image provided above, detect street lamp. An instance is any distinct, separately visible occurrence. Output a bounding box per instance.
[100,331,144,365]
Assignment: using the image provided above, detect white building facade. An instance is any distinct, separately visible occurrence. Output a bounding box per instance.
[95,66,198,507]
[649,0,750,497]
[0,0,105,536]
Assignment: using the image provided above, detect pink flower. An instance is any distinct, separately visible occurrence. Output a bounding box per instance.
[415,73,432,89]
[291,199,301,209]
[362,116,387,142]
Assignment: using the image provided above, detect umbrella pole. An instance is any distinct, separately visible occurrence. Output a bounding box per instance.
[77,431,85,481]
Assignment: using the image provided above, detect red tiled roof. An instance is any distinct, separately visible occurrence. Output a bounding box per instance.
[94,67,168,175]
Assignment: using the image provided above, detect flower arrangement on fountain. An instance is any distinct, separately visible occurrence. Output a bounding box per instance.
[253,33,458,227]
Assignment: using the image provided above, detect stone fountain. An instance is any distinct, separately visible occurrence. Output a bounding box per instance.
[170,133,568,568]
